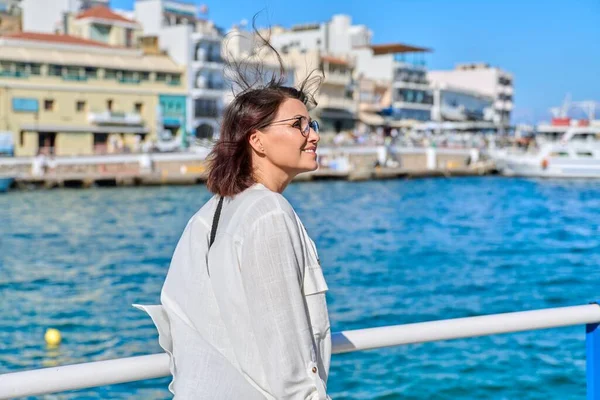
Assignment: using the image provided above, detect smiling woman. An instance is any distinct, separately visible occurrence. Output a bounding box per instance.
[135,21,332,400]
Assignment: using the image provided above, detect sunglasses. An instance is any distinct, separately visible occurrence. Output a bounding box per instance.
[262,116,320,137]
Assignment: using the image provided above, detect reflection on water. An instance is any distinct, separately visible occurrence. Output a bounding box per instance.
[2,177,600,399]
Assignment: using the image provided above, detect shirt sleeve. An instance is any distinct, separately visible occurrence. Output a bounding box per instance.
[239,210,328,400]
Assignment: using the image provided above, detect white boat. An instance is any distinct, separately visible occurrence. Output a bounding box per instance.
[492,127,600,178]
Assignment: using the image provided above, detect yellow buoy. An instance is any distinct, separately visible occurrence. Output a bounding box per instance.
[44,328,62,347]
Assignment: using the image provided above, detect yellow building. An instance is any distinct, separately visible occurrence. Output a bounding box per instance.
[0,31,187,157]
[60,5,142,49]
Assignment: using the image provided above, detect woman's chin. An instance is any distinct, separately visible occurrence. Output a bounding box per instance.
[289,160,319,176]
[304,160,319,172]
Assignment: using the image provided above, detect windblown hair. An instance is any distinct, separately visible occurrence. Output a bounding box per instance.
[205,17,323,197]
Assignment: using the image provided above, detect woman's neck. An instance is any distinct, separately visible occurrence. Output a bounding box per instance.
[253,164,292,194]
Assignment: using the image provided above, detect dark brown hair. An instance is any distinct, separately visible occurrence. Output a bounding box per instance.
[205,19,322,197]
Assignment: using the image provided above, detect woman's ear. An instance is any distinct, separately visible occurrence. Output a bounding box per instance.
[249,130,265,153]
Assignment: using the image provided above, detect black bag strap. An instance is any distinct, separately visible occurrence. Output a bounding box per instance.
[209,196,224,249]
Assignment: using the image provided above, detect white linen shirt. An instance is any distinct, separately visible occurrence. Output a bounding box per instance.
[135,183,331,399]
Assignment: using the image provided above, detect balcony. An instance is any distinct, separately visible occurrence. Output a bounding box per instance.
[393,80,430,90]
[119,76,141,84]
[0,70,28,78]
[494,100,514,111]
[394,71,428,85]
[323,71,352,87]
[318,95,357,112]
[191,31,222,44]
[88,111,143,125]
[392,101,433,111]
[394,60,427,71]
[191,87,225,99]
[500,85,514,95]
[61,74,88,82]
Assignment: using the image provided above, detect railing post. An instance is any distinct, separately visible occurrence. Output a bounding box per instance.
[588,302,600,400]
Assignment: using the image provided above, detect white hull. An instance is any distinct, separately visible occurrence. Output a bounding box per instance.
[491,127,600,179]
[502,156,600,178]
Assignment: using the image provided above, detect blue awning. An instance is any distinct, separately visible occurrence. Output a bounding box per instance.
[163,118,182,127]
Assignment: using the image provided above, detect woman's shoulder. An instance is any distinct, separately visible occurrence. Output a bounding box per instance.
[233,185,298,232]
[183,195,220,234]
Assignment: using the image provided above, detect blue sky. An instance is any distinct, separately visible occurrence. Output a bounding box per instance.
[111,0,600,124]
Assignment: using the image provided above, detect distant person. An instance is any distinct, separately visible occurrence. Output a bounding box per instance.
[136,28,331,400]
[32,150,47,177]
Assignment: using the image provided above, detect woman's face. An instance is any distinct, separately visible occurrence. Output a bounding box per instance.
[257,98,320,176]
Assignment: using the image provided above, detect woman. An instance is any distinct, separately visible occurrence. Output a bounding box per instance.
[136,46,331,399]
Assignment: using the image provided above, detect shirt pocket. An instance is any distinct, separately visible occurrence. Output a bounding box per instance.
[303,263,329,296]
[303,264,331,381]
[303,261,330,339]
[303,236,328,296]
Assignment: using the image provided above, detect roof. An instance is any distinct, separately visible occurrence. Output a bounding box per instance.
[368,43,431,55]
[321,55,350,66]
[0,35,183,73]
[3,32,113,48]
[76,5,137,24]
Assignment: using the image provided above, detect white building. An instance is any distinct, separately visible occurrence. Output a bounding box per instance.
[222,26,295,101]
[254,15,374,132]
[135,0,226,140]
[428,63,514,125]
[267,14,371,58]
[21,0,108,33]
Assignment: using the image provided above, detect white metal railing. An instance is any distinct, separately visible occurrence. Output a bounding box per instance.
[1,304,600,399]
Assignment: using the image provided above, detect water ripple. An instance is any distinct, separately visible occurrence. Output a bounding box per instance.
[1,178,599,399]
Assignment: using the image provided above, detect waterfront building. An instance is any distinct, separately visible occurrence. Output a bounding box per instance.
[0,32,186,156]
[21,0,110,33]
[265,15,433,130]
[135,0,226,141]
[263,15,367,133]
[428,63,514,126]
[55,5,142,49]
[226,25,357,134]
[266,14,372,57]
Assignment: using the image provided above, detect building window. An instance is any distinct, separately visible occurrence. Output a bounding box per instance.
[93,133,109,154]
[15,63,27,76]
[105,69,118,79]
[121,70,137,83]
[49,65,62,77]
[65,66,81,80]
[76,100,86,112]
[30,63,41,75]
[168,74,181,86]
[134,102,143,114]
[44,99,54,111]
[90,23,111,43]
[140,71,150,81]
[85,67,97,79]
[194,99,218,118]
[0,61,11,72]
[107,99,113,111]
[156,72,167,82]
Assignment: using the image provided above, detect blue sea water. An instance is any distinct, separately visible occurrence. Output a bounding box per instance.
[1,177,600,399]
